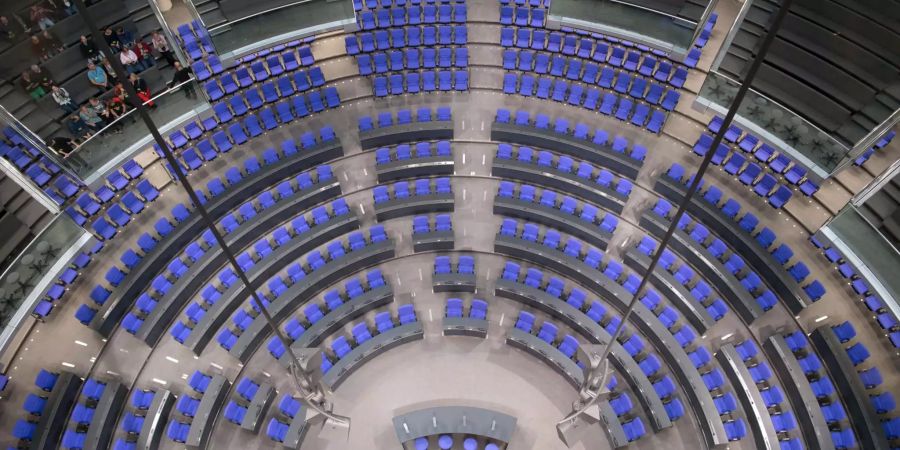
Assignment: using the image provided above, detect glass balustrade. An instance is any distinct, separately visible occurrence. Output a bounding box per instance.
[198,0,355,62]
[549,0,697,58]
[0,214,89,361]
[70,78,208,185]
[696,71,851,179]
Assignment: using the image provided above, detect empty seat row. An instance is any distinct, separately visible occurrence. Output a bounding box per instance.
[502,49,683,105]
[501,74,668,133]
[324,305,418,369]
[346,25,467,54]
[358,4,466,29]
[374,70,468,95]
[433,255,474,275]
[203,67,324,103]
[374,178,452,203]
[498,184,621,233]
[376,141,451,164]
[353,0,465,11]
[445,297,487,320]
[193,46,314,82]
[266,269,388,359]
[496,143,636,199]
[413,214,453,234]
[499,28,688,89]
[358,47,468,74]
[496,109,648,162]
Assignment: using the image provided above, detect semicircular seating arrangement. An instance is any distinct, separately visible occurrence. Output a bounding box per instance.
[1,3,897,450]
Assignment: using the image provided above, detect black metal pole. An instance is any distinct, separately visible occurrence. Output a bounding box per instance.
[593,0,794,368]
[72,0,312,389]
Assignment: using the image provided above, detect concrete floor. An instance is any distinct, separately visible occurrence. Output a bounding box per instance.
[1,0,898,449]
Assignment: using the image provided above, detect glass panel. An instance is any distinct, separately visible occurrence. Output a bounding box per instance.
[201,0,355,61]
[550,0,696,57]
[824,206,900,318]
[0,214,85,328]
[696,71,850,179]
[69,78,209,184]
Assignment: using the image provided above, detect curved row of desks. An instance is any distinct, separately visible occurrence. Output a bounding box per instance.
[505,328,629,448]
[322,321,424,389]
[376,156,454,183]
[229,239,396,362]
[493,196,613,251]
[186,374,231,449]
[492,158,628,214]
[433,272,477,293]
[30,371,82,450]
[491,121,642,180]
[442,317,489,338]
[762,335,832,450]
[809,326,889,450]
[495,279,672,432]
[279,285,395,367]
[640,209,764,324]
[653,176,813,315]
[716,344,779,450]
[413,229,455,252]
[92,139,344,337]
[137,182,346,347]
[359,121,454,150]
[392,406,517,443]
[493,235,729,448]
[623,248,715,334]
[238,381,275,433]
[136,389,175,450]
[82,380,127,450]
[183,214,365,355]
[374,193,455,221]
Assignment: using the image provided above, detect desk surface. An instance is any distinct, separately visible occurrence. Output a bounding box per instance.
[186,375,232,449]
[323,321,424,389]
[392,405,518,443]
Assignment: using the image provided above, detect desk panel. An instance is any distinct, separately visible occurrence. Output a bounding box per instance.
[442,317,489,338]
[653,177,813,314]
[432,273,477,293]
[493,159,627,213]
[491,122,641,179]
[186,375,231,449]
[30,372,81,450]
[716,344,779,450]
[231,241,396,362]
[323,322,424,389]
[138,183,346,347]
[376,157,454,182]
[392,406,517,443]
[92,140,343,337]
[494,196,613,251]
[360,122,454,149]
[413,230,455,252]
[84,381,128,450]
[135,389,175,450]
[240,382,275,433]
[374,194,455,221]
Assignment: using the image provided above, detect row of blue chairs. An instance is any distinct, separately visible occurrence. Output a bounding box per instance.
[346,25,467,54]
[502,49,683,105]
[808,236,900,349]
[358,4,467,29]
[377,141,452,164]
[650,198,785,312]
[413,214,453,234]
[498,183,621,232]
[213,200,353,347]
[265,394,304,443]
[201,65,324,107]
[193,46,314,83]
[706,117,820,196]
[358,106,451,132]
[324,306,417,371]
[374,70,468,95]
[634,236,729,321]
[501,261,687,424]
[354,0,464,11]
[854,130,896,167]
[496,109,647,162]
[500,27,688,89]
[500,73,667,133]
[661,166,825,301]
[498,6,545,27]
[266,269,388,359]
[412,435,502,450]
[692,136,795,208]
[11,370,64,442]
[65,160,144,221]
[32,248,96,320]
[131,191,343,337]
[174,207,372,346]
[358,47,468,74]
[496,143,633,198]
[434,255,474,275]
[445,297,486,319]
[781,331,859,448]
[374,178,452,203]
